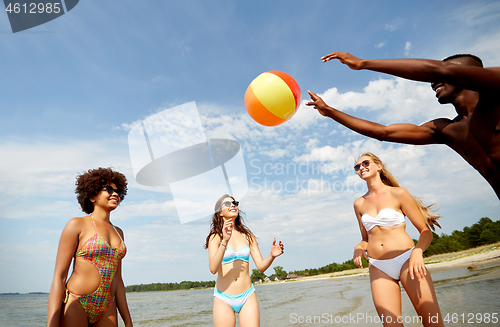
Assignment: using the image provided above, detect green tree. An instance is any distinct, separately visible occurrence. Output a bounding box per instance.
[464,217,492,247]
[479,221,500,244]
[273,266,287,280]
[251,269,266,282]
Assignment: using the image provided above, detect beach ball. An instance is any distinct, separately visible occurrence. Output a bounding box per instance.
[244,70,301,126]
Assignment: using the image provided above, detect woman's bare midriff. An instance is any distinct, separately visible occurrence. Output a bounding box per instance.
[66,258,117,296]
[216,261,252,294]
[366,223,415,260]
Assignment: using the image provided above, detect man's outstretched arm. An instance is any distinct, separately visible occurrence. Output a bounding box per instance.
[322,52,500,93]
[306,91,446,145]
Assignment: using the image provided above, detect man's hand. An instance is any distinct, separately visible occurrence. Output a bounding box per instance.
[306,90,333,116]
[321,52,365,70]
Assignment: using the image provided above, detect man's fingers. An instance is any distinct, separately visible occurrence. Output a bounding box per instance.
[321,52,338,61]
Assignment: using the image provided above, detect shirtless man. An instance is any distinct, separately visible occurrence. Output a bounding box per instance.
[306,52,500,199]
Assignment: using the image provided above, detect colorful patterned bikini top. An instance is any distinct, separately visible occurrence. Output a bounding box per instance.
[361,208,405,232]
[75,215,127,290]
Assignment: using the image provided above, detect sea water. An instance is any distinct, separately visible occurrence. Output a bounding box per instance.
[2,269,499,327]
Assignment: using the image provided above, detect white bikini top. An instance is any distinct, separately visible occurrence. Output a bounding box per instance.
[361,208,405,232]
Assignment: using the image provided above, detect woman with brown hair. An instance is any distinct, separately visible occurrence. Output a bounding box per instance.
[205,194,284,327]
[353,153,443,326]
[47,167,133,327]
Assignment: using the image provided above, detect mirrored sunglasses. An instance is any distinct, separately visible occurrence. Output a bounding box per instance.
[221,200,239,208]
[354,160,371,172]
[104,185,124,199]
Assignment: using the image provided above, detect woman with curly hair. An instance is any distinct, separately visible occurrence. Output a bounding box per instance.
[47,167,133,327]
[352,153,443,326]
[205,194,284,327]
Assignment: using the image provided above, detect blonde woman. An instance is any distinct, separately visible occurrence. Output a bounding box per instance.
[205,194,284,327]
[352,153,443,326]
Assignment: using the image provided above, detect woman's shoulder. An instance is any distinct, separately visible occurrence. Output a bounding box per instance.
[353,196,366,209]
[245,231,257,243]
[208,232,221,244]
[113,225,125,238]
[65,216,88,228]
[389,186,411,198]
[60,216,88,236]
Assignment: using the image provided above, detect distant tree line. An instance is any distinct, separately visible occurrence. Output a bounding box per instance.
[422,217,500,257]
[285,257,369,279]
[125,280,215,293]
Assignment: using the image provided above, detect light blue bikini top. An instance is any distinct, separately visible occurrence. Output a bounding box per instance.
[361,208,405,232]
[222,246,250,264]
[222,234,250,264]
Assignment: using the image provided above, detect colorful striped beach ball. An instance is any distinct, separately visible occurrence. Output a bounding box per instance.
[244,71,301,126]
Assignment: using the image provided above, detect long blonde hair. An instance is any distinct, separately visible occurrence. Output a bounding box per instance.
[360,152,441,230]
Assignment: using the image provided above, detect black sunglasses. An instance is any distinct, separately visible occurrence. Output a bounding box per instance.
[221,200,239,208]
[103,185,124,199]
[354,160,371,172]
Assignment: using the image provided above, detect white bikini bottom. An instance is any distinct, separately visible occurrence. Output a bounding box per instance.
[369,247,414,280]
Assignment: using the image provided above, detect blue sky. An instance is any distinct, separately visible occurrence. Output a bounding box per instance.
[1,0,500,293]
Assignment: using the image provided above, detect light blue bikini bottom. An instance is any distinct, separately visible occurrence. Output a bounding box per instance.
[213,284,255,313]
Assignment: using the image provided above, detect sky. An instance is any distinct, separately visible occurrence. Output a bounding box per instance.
[1,0,500,293]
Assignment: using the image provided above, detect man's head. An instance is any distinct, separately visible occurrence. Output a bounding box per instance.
[443,54,483,67]
[431,54,483,104]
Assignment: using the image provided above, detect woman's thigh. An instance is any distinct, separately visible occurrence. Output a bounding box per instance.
[60,294,89,327]
[370,265,404,326]
[400,261,443,327]
[94,300,118,327]
[238,292,259,327]
[213,297,237,327]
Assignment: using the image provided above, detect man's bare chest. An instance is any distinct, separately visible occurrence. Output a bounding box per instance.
[446,103,500,168]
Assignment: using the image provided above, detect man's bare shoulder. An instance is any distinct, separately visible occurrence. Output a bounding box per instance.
[421,117,458,129]
[418,117,464,144]
[486,67,500,73]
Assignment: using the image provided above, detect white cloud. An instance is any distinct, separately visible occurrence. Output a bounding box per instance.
[117,200,178,221]
[385,18,403,32]
[0,137,137,220]
[305,138,319,150]
[468,30,500,65]
[287,100,323,130]
[0,138,130,196]
[449,2,500,27]
[262,148,289,159]
[404,41,411,56]
[118,119,142,132]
